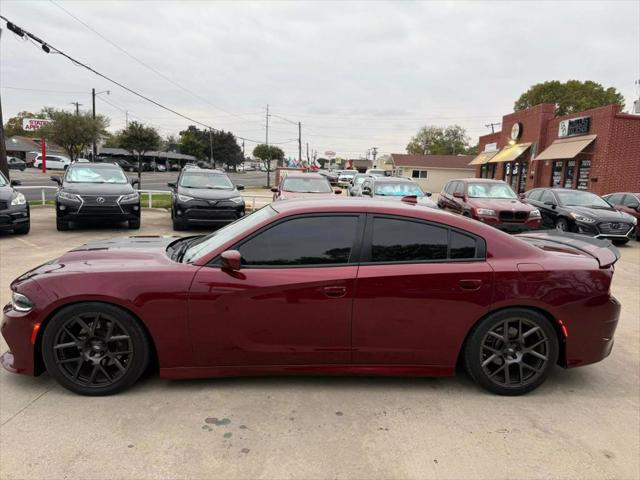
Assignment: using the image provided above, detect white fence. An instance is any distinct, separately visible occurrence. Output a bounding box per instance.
[15,186,273,211]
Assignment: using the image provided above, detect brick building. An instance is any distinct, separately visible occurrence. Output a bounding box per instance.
[469,104,640,195]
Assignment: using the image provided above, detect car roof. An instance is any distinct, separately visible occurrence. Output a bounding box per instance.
[459,178,507,184]
[69,162,122,168]
[183,167,226,174]
[372,176,414,183]
[284,172,324,179]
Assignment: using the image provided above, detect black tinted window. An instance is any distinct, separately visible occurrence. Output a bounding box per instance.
[371,218,447,262]
[527,190,542,201]
[238,216,358,266]
[450,231,477,259]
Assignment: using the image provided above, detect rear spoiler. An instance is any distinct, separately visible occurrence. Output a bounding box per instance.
[515,231,621,268]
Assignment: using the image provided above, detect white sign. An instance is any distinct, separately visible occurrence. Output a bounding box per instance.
[484,142,498,152]
[22,118,52,131]
[324,150,336,159]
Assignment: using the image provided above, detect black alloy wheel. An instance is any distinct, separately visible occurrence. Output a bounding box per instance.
[464,309,558,395]
[42,303,149,395]
[555,218,569,232]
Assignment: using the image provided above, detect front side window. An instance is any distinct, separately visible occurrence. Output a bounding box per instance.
[606,194,622,205]
[527,190,542,201]
[238,215,359,266]
[65,166,128,184]
[540,190,556,204]
[623,195,640,207]
[0,172,8,186]
[180,171,233,190]
[282,177,332,193]
[370,217,448,262]
[453,182,464,195]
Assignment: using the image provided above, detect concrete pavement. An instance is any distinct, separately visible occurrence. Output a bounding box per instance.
[1,208,639,479]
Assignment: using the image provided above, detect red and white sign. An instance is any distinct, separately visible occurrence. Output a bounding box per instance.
[22,118,52,131]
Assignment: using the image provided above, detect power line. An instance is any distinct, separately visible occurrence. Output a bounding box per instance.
[48,0,263,125]
[1,85,87,94]
[0,14,264,144]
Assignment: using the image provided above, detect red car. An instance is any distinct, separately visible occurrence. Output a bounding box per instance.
[438,179,542,232]
[602,192,640,240]
[1,198,620,396]
[271,172,341,201]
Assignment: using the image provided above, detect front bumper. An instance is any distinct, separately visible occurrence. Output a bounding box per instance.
[575,221,635,240]
[56,196,140,222]
[1,302,38,375]
[0,206,30,231]
[174,199,245,225]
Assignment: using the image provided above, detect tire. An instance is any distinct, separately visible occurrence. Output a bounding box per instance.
[129,218,141,230]
[56,218,70,231]
[173,218,186,231]
[41,302,150,396]
[555,218,570,232]
[612,239,628,246]
[14,221,30,235]
[463,308,559,396]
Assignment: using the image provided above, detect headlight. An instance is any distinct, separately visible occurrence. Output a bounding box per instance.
[119,192,139,202]
[569,212,596,223]
[11,291,34,312]
[528,209,541,218]
[177,194,194,202]
[57,191,80,202]
[229,196,244,204]
[475,208,497,216]
[10,192,26,206]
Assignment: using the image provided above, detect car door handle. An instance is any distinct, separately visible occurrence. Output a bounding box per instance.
[323,286,347,298]
[459,279,482,291]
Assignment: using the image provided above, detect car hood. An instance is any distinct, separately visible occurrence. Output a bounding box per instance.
[13,236,181,284]
[61,182,135,195]
[564,205,633,222]
[466,198,535,211]
[0,186,17,202]
[178,187,239,200]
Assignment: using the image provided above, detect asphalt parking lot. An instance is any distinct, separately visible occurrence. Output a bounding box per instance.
[1,208,639,480]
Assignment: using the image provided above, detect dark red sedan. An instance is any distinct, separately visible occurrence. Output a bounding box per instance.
[1,198,621,396]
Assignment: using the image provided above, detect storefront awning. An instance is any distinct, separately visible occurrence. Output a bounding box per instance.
[468,150,499,165]
[534,134,597,161]
[488,142,532,163]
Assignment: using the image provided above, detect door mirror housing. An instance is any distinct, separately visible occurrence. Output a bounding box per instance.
[220,250,242,271]
[167,182,176,188]
[362,187,371,196]
[131,178,140,187]
[518,193,525,200]
[453,192,465,199]
[50,176,61,185]
[543,200,557,209]
[236,184,245,191]
[10,179,22,186]
[334,188,342,195]
[271,187,279,193]
[425,191,432,197]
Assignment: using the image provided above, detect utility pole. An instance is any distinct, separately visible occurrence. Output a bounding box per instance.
[371,147,378,163]
[71,102,82,115]
[92,88,96,158]
[0,76,7,180]
[209,128,214,168]
[298,122,302,165]
[241,139,245,171]
[485,122,500,134]
[306,143,310,165]
[126,111,129,127]
[265,104,269,147]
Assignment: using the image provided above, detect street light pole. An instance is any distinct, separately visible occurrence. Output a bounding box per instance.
[92,88,96,158]
[298,122,302,165]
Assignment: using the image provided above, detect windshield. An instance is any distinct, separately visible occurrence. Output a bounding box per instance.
[282,177,332,193]
[367,170,386,177]
[65,165,128,184]
[374,182,424,197]
[556,190,611,208]
[467,182,517,199]
[353,175,368,186]
[339,171,356,177]
[182,206,278,263]
[180,171,234,189]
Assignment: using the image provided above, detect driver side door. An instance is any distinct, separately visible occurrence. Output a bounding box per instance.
[188,214,364,367]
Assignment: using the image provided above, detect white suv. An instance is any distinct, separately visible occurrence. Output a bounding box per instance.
[33,154,71,170]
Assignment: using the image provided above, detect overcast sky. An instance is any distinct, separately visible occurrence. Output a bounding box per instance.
[1,0,638,159]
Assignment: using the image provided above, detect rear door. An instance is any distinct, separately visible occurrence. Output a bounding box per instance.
[189,213,364,366]
[352,214,493,366]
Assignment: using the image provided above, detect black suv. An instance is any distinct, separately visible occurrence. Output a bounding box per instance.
[523,187,637,244]
[0,171,30,234]
[52,162,141,231]
[169,167,245,230]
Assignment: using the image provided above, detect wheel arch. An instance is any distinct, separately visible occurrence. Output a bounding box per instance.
[455,305,567,370]
[33,300,159,376]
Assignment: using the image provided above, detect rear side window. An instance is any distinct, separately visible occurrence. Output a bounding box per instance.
[237,215,359,266]
[623,195,640,207]
[367,217,484,263]
[606,194,622,204]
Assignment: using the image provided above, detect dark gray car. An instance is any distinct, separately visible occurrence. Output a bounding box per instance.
[0,172,30,234]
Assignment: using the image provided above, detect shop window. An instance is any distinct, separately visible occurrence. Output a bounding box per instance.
[480,165,487,178]
[551,161,563,187]
[563,160,576,188]
[518,160,528,194]
[412,170,428,179]
[576,160,591,190]
[488,163,497,179]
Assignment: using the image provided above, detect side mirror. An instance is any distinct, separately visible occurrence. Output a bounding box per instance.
[220,250,241,271]
[131,179,140,187]
[453,192,465,199]
[167,182,176,188]
[362,187,371,196]
[236,184,245,191]
[50,176,61,185]
[543,200,557,209]
[425,191,432,197]
[271,187,278,193]
[334,188,342,195]
[10,179,22,186]
[518,193,525,200]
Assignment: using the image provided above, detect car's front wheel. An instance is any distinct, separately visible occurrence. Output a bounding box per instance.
[464,309,558,396]
[41,302,150,396]
[555,218,570,232]
[13,221,30,235]
[56,218,70,231]
[129,218,141,229]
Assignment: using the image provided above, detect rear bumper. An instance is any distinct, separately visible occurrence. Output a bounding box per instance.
[477,216,542,233]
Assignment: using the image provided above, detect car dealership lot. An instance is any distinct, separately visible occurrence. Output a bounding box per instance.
[1,208,639,479]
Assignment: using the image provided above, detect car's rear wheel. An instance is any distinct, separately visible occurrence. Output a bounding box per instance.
[464,309,558,395]
[42,303,150,396]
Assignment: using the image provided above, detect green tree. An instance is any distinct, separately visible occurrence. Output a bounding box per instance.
[178,126,208,161]
[3,110,49,137]
[178,126,243,169]
[252,144,284,187]
[38,108,109,162]
[119,121,161,186]
[514,80,625,116]
[406,125,470,155]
